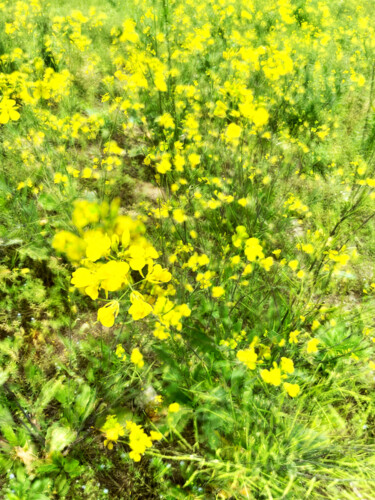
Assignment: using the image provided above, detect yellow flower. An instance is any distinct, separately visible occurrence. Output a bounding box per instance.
[261,363,282,386]
[150,431,163,441]
[280,357,294,374]
[302,243,314,254]
[146,264,172,284]
[130,347,144,368]
[252,107,269,128]
[115,344,126,360]
[0,97,20,124]
[244,238,264,261]
[173,209,187,223]
[311,320,321,331]
[260,257,273,271]
[71,267,99,300]
[288,260,298,271]
[97,301,120,328]
[226,123,242,141]
[307,338,320,354]
[126,421,153,462]
[128,291,153,321]
[101,415,125,450]
[237,348,257,370]
[212,286,225,298]
[98,260,130,292]
[283,382,300,398]
[238,198,248,207]
[289,330,300,344]
[168,402,180,413]
[85,231,111,262]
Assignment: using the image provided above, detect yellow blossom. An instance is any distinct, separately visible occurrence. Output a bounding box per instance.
[212,286,225,298]
[130,347,144,368]
[261,363,282,386]
[129,292,153,321]
[237,348,257,370]
[283,382,300,397]
[168,402,180,413]
[307,338,320,354]
[97,301,120,328]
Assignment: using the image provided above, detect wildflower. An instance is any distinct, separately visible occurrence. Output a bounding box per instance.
[288,260,298,271]
[101,415,125,450]
[280,357,294,374]
[150,431,163,441]
[307,338,320,354]
[115,344,126,360]
[237,348,257,370]
[311,320,321,331]
[146,264,172,284]
[131,348,144,368]
[260,257,273,271]
[173,209,187,223]
[128,291,153,321]
[301,243,314,254]
[212,286,225,298]
[71,267,99,300]
[126,421,153,462]
[85,231,111,262]
[244,238,264,261]
[0,97,20,124]
[238,198,248,207]
[168,403,180,413]
[283,382,300,397]
[261,363,282,386]
[289,330,301,344]
[226,123,242,141]
[97,300,120,328]
[252,107,269,127]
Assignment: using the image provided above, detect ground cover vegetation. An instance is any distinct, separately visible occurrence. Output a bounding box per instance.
[1,0,375,498]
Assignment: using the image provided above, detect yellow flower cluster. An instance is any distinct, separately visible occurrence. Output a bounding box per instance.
[53,199,190,333]
[126,421,162,462]
[100,415,162,461]
[260,359,300,397]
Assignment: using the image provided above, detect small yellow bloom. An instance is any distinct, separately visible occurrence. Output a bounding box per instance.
[168,402,180,413]
[131,347,144,368]
[261,363,281,386]
[226,123,242,141]
[288,260,298,271]
[115,344,126,360]
[260,256,273,271]
[307,338,320,354]
[173,209,187,223]
[237,348,257,370]
[280,357,294,374]
[283,382,300,397]
[101,415,125,450]
[289,330,300,344]
[128,291,153,321]
[146,264,172,284]
[97,301,120,328]
[212,286,225,298]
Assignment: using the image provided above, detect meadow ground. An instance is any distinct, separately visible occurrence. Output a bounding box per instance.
[1,0,375,498]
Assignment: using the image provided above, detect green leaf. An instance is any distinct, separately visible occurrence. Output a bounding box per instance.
[46,424,76,454]
[73,383,97,424]
[34,377,65,416]
[38,193,59,211]
[18,245,49,261]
